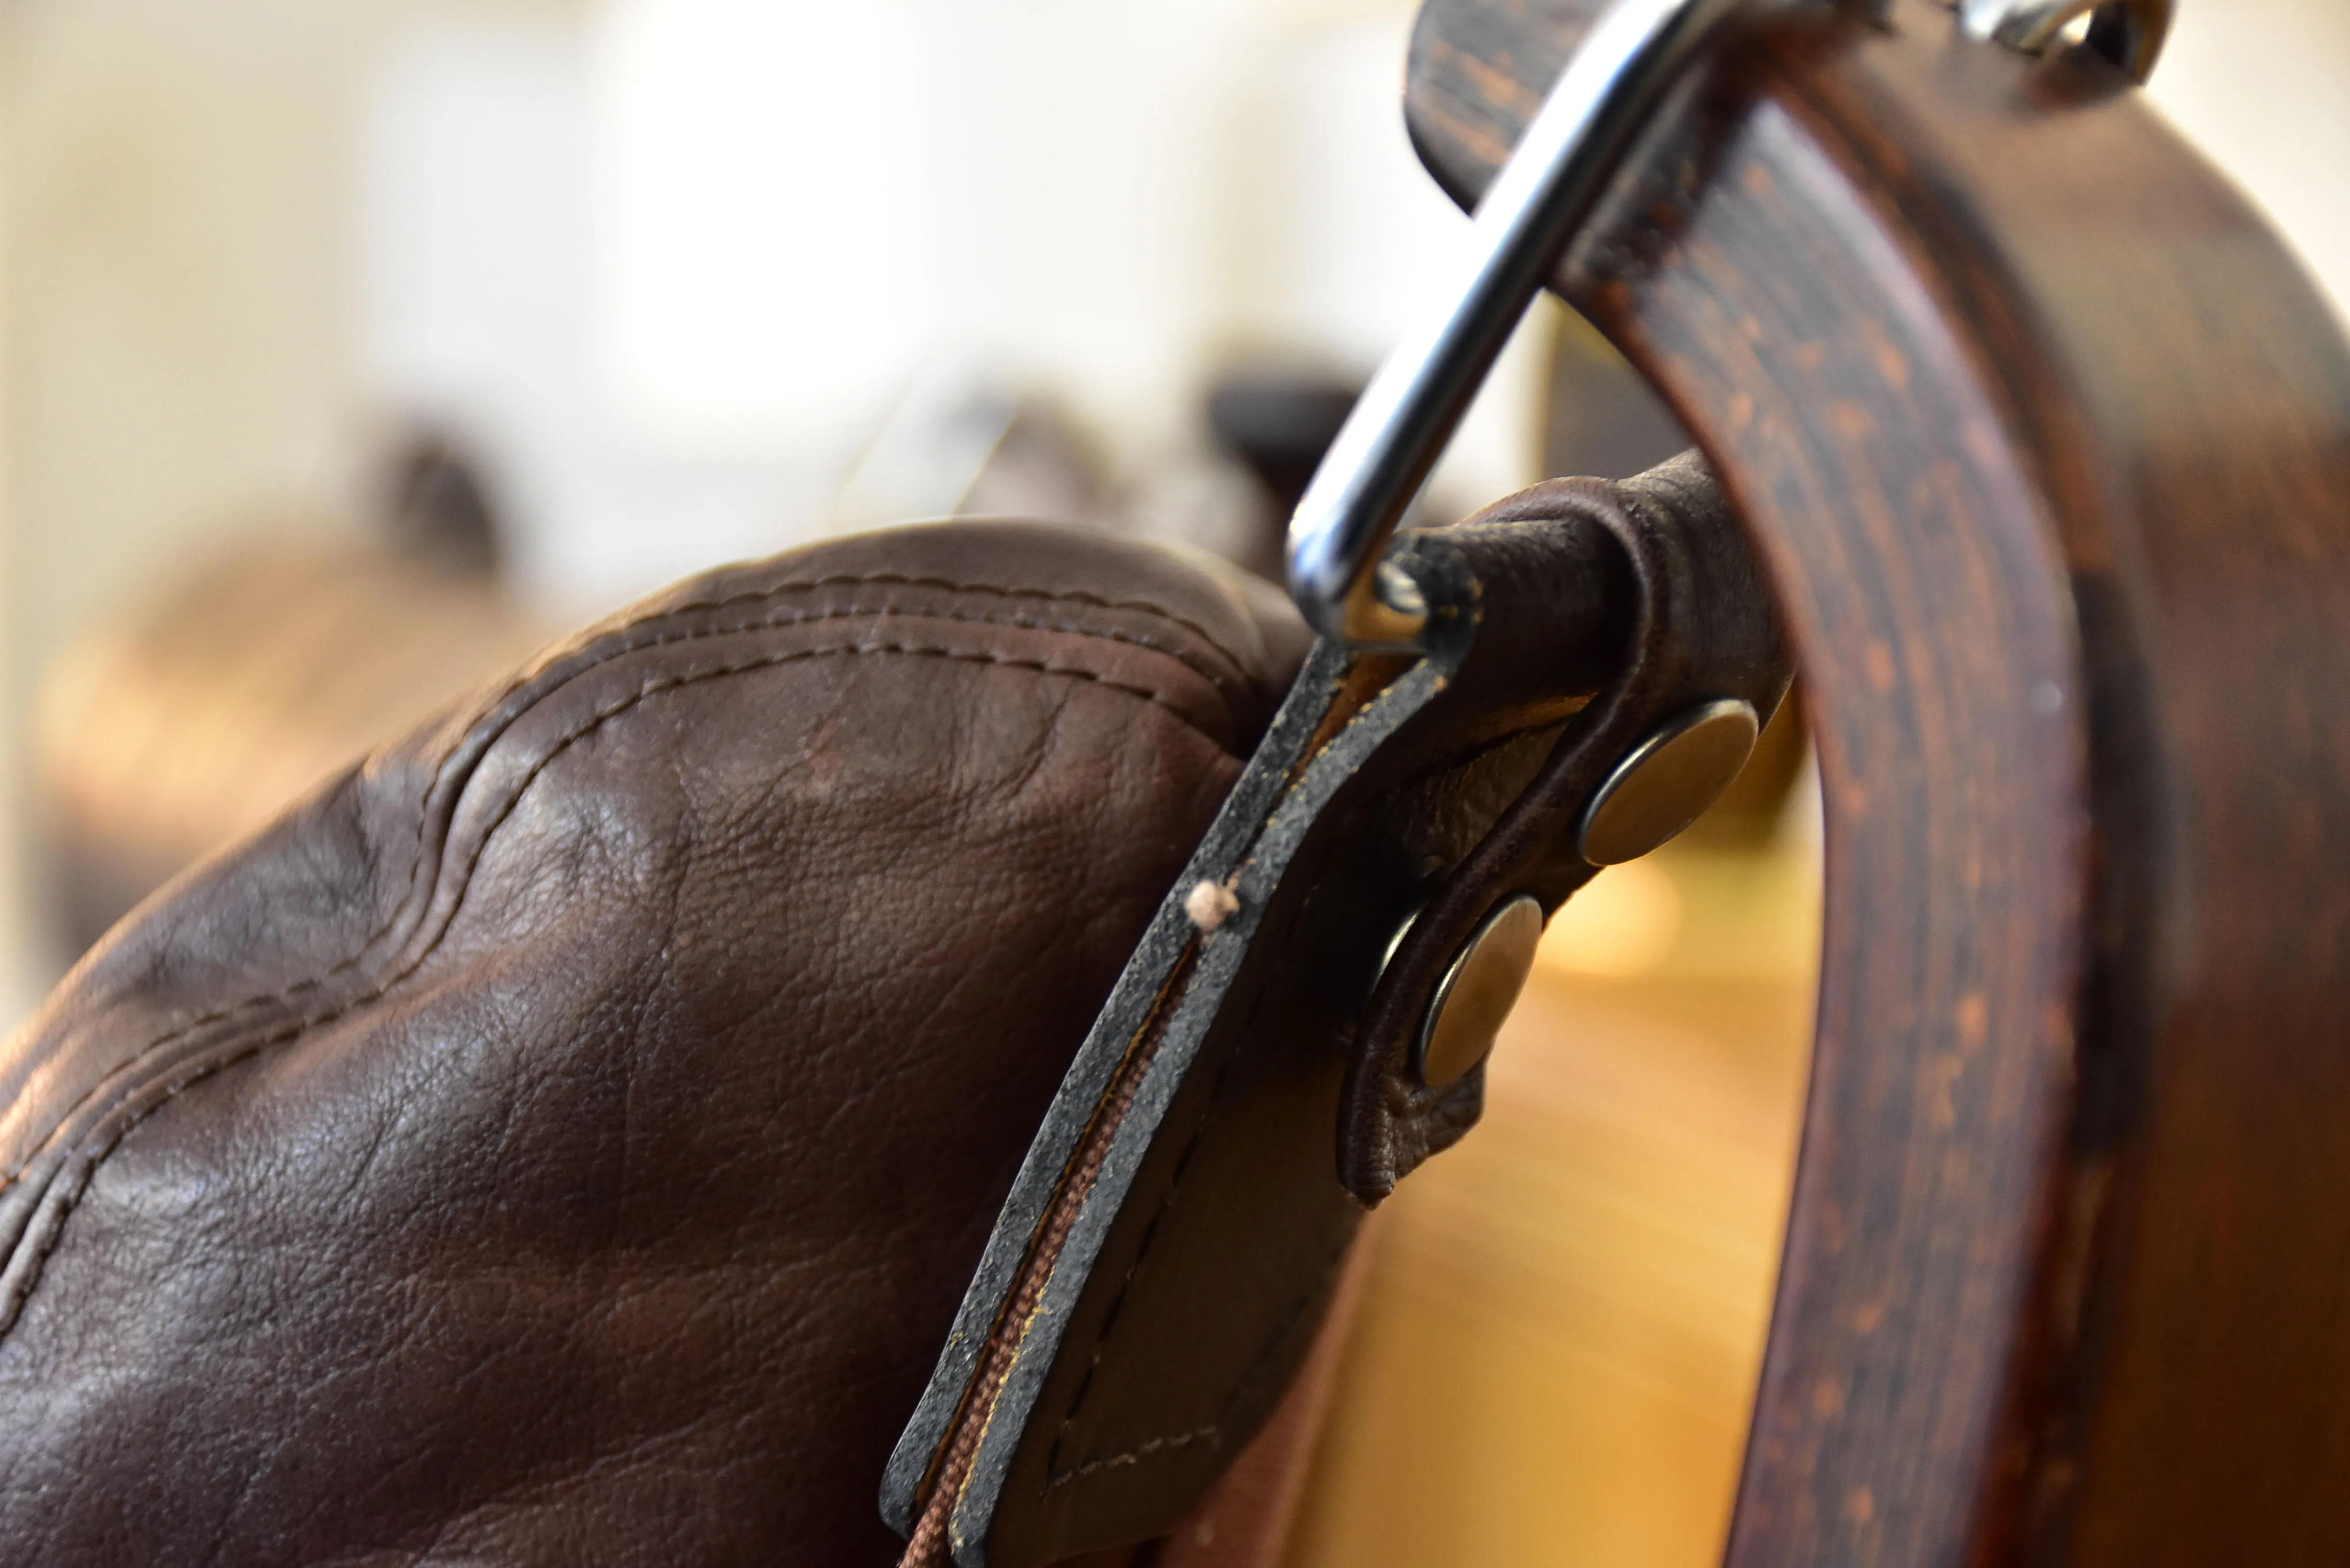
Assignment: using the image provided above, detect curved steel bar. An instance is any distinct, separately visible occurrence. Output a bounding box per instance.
[1957,0,2173,82]
[1283,0,1777,647]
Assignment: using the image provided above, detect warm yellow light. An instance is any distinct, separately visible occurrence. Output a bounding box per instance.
[1537,858,1684,978]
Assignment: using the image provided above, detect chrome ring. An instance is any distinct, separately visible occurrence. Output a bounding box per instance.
[1957,0,2173,83]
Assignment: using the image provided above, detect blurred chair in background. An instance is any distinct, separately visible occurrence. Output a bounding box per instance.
[31,434,555,954]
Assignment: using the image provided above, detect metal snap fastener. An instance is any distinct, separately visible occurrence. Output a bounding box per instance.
[1576,699,1759,867]
[1415,894,1545,1090]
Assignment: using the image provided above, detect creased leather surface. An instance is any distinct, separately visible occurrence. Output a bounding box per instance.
[0,520,1308,1567]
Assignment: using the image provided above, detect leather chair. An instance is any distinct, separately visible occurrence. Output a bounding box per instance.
[0,520,1306,1565]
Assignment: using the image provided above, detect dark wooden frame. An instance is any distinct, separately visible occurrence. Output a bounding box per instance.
[1406,1,2350,1562]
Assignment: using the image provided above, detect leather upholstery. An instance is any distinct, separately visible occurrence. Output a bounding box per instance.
[0,522,1308,1566]
[890,455,1787,1567]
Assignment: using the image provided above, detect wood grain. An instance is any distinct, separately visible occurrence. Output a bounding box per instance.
[1290,919,1817,1567]
[1403,2,2350,1563]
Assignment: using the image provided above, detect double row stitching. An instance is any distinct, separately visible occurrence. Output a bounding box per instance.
[489,569,1272,733]
[2,589,1256,1193]
[644,570,1272,697]
[0,630,1240,1273]
[498,597,1258,722]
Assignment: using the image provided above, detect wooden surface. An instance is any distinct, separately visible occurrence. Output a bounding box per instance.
[1287,837,1818,1567]
[1401,1,2350,1563]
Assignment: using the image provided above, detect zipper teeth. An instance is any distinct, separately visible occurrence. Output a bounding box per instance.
[896,949,1197,1568]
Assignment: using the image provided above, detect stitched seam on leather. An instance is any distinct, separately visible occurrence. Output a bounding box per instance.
[895,948,1202,1567]
[1047,1425,1221,1486]
[626,570,1272,696]
[0,638,1240,1334]
[1039,1055,1240,1482]
[0,638,1239,1316]
[399,571,1268,962]
[0,606,1246,1194]
[1043,1239,1351,1492]
[492,598,1258,718]
[474,572,1272,735]
[1040,712,1475,1482]
[1034,673,1446,1489]
[1038,864,1308,1486]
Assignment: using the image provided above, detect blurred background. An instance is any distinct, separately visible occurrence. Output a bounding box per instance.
[0,1,2341,1563]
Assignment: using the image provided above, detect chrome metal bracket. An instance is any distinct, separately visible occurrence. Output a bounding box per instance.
[1283,0,2170,651]
[1282,0,1768,648]
[1283,0,1862,649]
[1957,0,2173,82]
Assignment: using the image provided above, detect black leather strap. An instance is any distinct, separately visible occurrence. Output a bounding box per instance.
[885,452,1787,1567]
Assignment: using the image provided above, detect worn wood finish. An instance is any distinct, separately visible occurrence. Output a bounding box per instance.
[1406,2,2350,1563]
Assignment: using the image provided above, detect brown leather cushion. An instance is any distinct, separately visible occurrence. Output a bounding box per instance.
[0,522,1309,1565]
